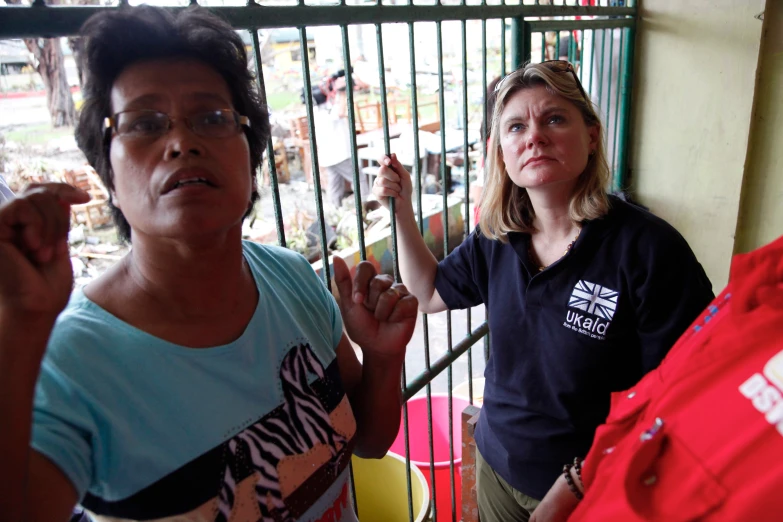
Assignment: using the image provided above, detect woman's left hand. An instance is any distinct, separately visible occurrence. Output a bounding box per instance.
[332,256,417,359]
[530,473,581,522]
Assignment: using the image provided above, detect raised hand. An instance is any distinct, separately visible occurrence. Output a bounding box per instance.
[371,153,414,213]
[331,256,417,360]
[0,183,90,319]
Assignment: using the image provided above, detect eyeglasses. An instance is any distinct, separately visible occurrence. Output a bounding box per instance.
[104,109,251,140]
[494,60,588,102]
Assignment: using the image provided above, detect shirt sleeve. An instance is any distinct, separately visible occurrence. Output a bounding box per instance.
[433,230,486,310]
[628,228,715,373]
[31,353,95,500]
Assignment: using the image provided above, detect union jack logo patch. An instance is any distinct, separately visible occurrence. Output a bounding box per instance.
[569,280,619,320]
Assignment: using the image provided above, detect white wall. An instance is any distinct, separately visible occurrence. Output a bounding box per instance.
[629,0,766,290]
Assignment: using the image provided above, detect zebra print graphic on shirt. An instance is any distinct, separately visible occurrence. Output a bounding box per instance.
[80,342,356,521]
[215,343,354,522]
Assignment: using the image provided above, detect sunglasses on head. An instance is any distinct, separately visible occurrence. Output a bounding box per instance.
[494,60,588,102]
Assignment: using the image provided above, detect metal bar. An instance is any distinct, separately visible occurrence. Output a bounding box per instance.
[405,322,489,400]
[614,24,635,192]
[0,5,637,39]
[481,18,490,368]
[375,22,400,283]
[510,18,531,69]
[522,20,532,68]
[372,21,412,520]
[540,31,545,62]
[612,27,624,184]
[404,24,437,520]
[460,18,474,406]
[484,319,490,365]
[461,21,470,250]
[572,30,577,63]
[299,27,330,288]
[501,18,507,77]
[556,30,560,61]
[401,364,415,522]
[435,23,456,518]
[527,18,635,32]
[596,27,606,111]
[576,31,585,83]
[447,309,455,522]
[250,28,286,248]
[588,28,596,96]
[422,315,438,522]
[340,25,367,261]
[604,27,614,144]
[482,18,488,173]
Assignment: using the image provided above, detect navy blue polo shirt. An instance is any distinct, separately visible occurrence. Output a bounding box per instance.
[434,196,714,500]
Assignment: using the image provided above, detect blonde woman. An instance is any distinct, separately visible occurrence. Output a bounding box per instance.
[372,61,714,521]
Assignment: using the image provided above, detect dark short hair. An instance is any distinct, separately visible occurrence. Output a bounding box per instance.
[75,5,270,242]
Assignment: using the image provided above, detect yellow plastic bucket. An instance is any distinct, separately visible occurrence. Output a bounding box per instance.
[453,377,485,406]
[352,452,431,522]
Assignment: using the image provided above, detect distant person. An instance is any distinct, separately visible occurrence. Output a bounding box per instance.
[531,233,783,522]
[372,60,714,521]
[312,69,375,211]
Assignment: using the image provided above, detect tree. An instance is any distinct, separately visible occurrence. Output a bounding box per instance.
[24,38,77,127]
[7,0,76,127]
[67,0,101,88]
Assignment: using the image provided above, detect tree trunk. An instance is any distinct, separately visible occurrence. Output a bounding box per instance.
[67,37,85,87]
[6,0,77,127]
[24,38,76,127]
[67,1,100,89]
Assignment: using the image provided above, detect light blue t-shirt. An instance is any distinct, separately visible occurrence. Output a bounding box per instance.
[32,242,359,522]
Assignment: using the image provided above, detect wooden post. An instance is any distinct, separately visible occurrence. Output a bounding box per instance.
[462,405,481,522]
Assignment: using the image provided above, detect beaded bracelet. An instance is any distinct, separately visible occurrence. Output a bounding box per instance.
[562,464,584,501]
[573,457,583,484]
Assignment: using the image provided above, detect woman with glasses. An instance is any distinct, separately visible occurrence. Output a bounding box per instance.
[0,6,417,521]
[372,61,714,521]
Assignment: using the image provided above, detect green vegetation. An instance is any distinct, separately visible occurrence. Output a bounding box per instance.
[5,124,73,146]
[266,91,300,111]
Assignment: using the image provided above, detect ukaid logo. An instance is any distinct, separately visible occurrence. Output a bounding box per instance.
[563,280,618,340]
[738,350,783,437]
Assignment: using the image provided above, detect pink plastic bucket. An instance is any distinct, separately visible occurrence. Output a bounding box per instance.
[389,394,470,522]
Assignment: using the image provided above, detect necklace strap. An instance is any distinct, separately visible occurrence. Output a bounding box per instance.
[531,230,581,272]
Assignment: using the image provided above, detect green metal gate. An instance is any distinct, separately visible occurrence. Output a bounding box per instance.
[0,1,637,520]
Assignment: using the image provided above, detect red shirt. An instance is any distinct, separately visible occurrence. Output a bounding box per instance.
[570,235,783,522]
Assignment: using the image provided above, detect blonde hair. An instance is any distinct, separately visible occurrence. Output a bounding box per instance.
[478,62,610,242]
